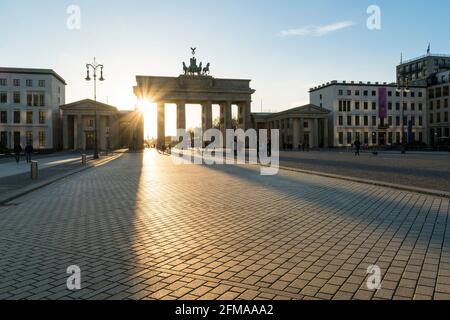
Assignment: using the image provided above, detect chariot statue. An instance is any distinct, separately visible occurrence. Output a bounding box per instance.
[182,48,211,76]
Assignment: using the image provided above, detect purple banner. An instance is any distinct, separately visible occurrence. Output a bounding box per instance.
[378,87,387,119]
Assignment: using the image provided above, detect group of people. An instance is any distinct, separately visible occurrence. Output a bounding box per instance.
[13,144,34,164]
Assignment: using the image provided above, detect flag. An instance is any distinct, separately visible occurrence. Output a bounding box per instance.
[427,43,431,54]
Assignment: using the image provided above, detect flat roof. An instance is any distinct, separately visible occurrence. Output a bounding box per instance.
[0,67,66,85]
[309,81,425,93]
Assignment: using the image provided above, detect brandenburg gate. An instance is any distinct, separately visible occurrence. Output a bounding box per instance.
[133,49,255,147]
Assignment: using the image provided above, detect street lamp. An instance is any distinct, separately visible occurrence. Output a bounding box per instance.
[396,74,410,154]
[85,58,105,159]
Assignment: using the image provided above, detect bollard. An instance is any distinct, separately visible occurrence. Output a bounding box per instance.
[31,161,38,180]
[81,154,87,166]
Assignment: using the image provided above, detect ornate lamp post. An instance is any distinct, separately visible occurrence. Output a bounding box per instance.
[85,58,105,159]
[396,74,410,153]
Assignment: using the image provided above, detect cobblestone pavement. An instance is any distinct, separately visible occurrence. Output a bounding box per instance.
[0,150,449,300]
[279,151,450,192]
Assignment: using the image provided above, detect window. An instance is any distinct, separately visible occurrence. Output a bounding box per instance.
[396,116,400,126]
[419,116,423,126]
[437,100,441,109]
[437,113,441,123]
[388,91,392,97]
[445,99,449,109]
[39,131,46,147]
[372,132,376,144]
[444,86,449,97]
[429,88,435,99]
[14,111,20,123]
[364,116,368,126]
[388,116,392,126]
[411,91,415,98]
[39,94,45,106]
[338,116,343,126]
[419,132,423,143]
[388,132,393,144]
[88,119,94,127]
[347,90,351,96]
[403,103,407,111]
[355,90,360,96]
[339,132,344,144]
[338,90,343,96]
[39,111,46,124]
[33,93,39,107]
[363,90,368,96]
[388,102,392,110]
[13,92,20,104]
[26,131,33,146]
[364,132,369,144]
[418,91,423,98]
[0,111,7,123]
[347,116,352,126]
[419,103,423,111]
[430,114,434,124]
[0,79,6,86]
[38,80,45,87]
[436,87,442,98]
[444,112,448,122]
[364,102,368,110]
[372,116,377,126]
[347,132,352,145]
[372,102,377,110]
[372,90,376,96]
[355,102,360,110]
[411,103,415,111]
[403,116,407,126]
[13,79,20,87]
[0,92,6,103]
[430,101,434,110]
[355,116,360,126]
[396,132,400,144]
[26,79,33,87]
[26,111,33,124]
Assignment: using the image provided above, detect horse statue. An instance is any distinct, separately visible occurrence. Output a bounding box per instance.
[202,63,210,75]
[197,62,202,76]
[182,62,189,75]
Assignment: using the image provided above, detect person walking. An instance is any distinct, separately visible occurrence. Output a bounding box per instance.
[25,143,33,163]
[14,144,22,163]
[354,139,361,156]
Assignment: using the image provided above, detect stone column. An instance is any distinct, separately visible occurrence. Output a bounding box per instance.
[221,101,232,148]
[62,115,69,150]
[293,118,300,150]
[202,101,212,132]
[238,101,252,130]
[299,118,304,145]
[157,102,165,148]
[76,114,83,150]
[323,118,329,148]
[176,101,186,130]
[314,118,319,148]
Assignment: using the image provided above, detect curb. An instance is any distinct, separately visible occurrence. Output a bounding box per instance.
[0,153,122,205]
[277,165,450,199]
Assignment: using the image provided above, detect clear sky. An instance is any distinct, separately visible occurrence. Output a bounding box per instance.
[1,0,449,119]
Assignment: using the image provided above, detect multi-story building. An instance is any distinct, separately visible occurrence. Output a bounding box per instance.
[309,81,427,147]
[427,70,450,144]
[0,68,66,150]
[396,54,450,86]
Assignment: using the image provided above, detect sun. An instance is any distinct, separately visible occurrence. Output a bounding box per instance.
[137,99,157,140]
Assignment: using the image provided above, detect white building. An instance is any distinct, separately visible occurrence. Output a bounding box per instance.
[0,68,66,150]
[309,81,427,147]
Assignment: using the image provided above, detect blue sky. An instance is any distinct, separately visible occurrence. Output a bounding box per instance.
[1,0,450,114]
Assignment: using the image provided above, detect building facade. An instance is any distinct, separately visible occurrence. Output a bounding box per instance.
[60,99,143,151]
[253,104,330,149]
[427,70,450,144]
[309,81,428,147]
[0,68,66,150]
[396,54,450,87]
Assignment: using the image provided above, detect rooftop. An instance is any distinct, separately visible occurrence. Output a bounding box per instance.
[398,53,450,65]
[0,67,66,85]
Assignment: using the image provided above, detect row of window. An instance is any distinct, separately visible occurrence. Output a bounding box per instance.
[429,112,449,124]
[338,131,425,145]
[0,131,47,148]
[339,100,424,112]
[0,79,45,88]
[429,99,450,110]
[0,92,45,106]
[338,115,424,127]
[337,89,423,98]
[0,110,46,124]
[428,86,450,99]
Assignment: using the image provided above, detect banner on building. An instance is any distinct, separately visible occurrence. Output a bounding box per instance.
[378,87,387,119]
